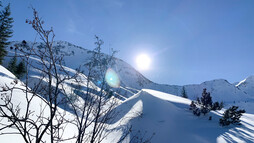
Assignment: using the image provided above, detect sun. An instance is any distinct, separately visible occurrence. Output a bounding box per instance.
[136,54,151,70]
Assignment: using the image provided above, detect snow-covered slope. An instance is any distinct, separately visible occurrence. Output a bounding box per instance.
[0,65,122,143]
[184,79,253,102]
[3,41,182,99]
[0,65,77,142]
[3,41,254,103]
[105,89,254,143]
[1,65,254,143]
[236,75,254,96]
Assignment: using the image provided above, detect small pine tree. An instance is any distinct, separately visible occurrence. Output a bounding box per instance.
[181,87,188,98]
[22,40,27,45]
[196,97,201,104]
[219,102,224,110]
[189,101,196,110]
[190,101,201,116]
[16,60,26,79]
[211,101,220,110]
[200,105,209,115]
[201,88,213,108]
[193,108,201,116]
[0,3,13,64]
[7,55,17,74]
[219,106,245,126]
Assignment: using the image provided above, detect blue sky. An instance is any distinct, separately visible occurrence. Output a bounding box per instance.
[4,0,254,85]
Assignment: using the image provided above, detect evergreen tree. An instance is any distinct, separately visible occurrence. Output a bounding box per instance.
[197,97,201,104]
[16,60,26,79]
[189,101,201,116]
[201,88,213,108]
[200,105,209,115]
[0,3,13,64]
[211,101,220,110]
[189,101,196,110]
[193,108,201,116]
[219,106,245,126]
[219,101,224,110]
[181,86,188,98]
[22,40,27,45]
[7,55,17,74]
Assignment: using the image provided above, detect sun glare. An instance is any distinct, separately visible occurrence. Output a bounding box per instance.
[136,54,151,70]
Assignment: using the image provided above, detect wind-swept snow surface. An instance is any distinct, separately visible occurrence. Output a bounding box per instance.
[105,89,254,143]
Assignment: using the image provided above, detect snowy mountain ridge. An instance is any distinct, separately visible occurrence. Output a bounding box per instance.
[1,40,254,142]
[236,75,254,97]
[3,41,254,103]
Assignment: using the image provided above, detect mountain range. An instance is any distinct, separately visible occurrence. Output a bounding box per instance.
[1,41,254,142]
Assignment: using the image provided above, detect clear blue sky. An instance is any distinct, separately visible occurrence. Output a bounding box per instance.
[4,0,254,85]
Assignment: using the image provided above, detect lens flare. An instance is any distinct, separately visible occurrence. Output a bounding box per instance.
[105,68,120,88]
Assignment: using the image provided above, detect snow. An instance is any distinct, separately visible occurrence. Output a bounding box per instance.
[4,41,254,103]
[0,65,77,142]
[1,41,254,142]
[104,89,254,143]
[184,79,254,103]
[236,75,254,97]
[1,64,254,142]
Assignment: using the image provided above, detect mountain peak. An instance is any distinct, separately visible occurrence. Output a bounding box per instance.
[236,75,254,87]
